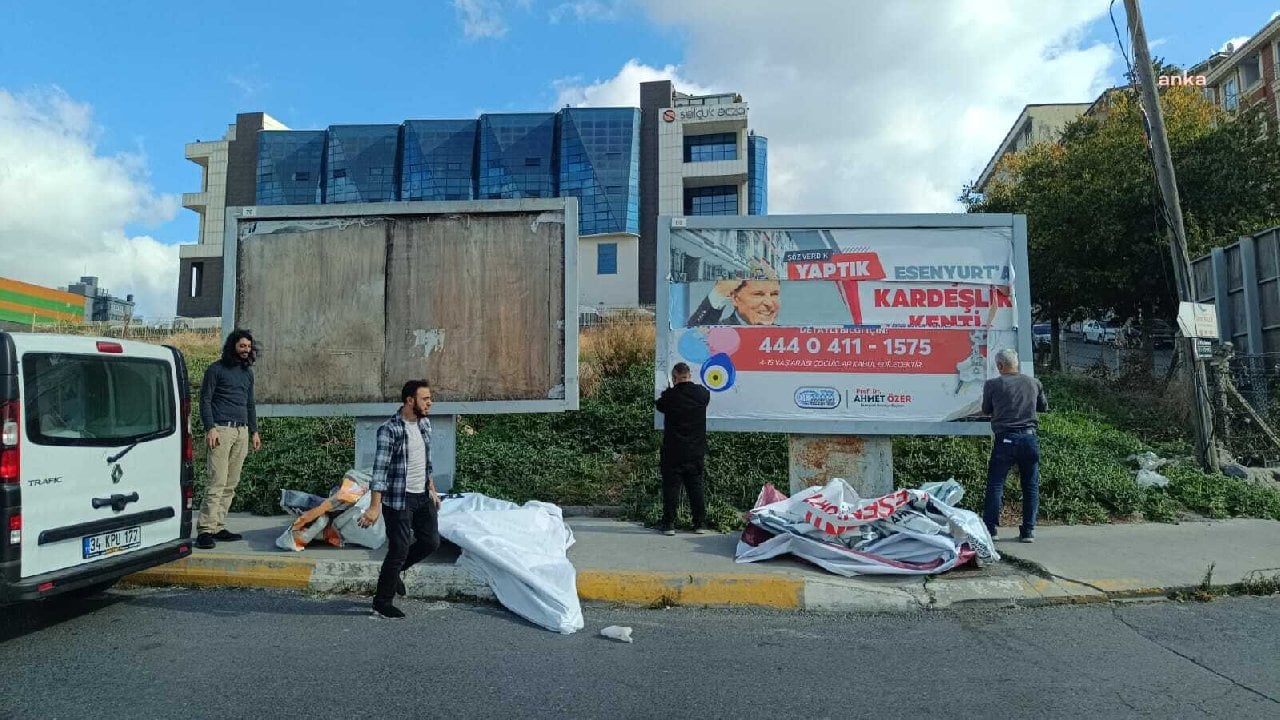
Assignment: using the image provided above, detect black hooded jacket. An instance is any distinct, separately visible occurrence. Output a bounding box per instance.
[656,381,711,467]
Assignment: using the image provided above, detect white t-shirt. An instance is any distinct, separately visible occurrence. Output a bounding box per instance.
[403,419,428,494]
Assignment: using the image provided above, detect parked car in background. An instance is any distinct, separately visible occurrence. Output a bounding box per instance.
[1122,319,1175,349]
[1032,323,1053,348]
[1082,319,1122,344]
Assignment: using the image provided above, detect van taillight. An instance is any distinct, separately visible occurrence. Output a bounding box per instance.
[180,399,193,462]
[0,400,18,485]
[183,485,193,511]
[96,341,124,354]
[7,514,19,545]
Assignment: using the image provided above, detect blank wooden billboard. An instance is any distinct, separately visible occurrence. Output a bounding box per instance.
[382,213,565,401]
[236,218,387,404]
[223,200,578,417]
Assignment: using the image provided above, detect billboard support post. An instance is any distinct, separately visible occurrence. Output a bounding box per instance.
[355,415,457,494]
[788,434,892,497]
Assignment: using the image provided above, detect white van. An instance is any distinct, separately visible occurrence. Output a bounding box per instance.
[0,333,194,602]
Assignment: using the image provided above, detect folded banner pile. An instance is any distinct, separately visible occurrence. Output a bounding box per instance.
[735,478,999,576]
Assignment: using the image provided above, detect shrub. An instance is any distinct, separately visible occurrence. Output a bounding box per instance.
[193,415,355,516]
[582,319,655,379]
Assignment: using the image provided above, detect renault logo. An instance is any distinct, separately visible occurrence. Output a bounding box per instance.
[111,464,123,484]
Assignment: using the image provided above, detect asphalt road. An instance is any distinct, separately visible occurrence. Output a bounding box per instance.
[3,588,1279,719]
[1054,333,1174,375]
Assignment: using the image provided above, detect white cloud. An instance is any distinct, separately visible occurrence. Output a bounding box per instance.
[227,65,269,101]
[1220,35,1252,53]
[554,58,715,107]
[0,88,180,320]
[556,0,1115,214]
[550,1,625,23]
[454,0,511,39]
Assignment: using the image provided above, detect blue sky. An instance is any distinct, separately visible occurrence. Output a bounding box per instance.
[0,0,1276,317]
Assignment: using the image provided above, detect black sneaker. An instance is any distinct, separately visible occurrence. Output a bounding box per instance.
[1019,530,1035,543]
[659,526,676,536]
[212,529,243,542]
[396,578,407,597]
[372,603,406,619]
[195,533,216,549]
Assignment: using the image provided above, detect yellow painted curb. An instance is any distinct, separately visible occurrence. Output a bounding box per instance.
[123,553,315,590]
[1025,576,1162,597]
[577,570,804,609]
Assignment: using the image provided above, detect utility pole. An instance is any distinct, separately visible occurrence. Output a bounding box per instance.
[1123,0,1219,471]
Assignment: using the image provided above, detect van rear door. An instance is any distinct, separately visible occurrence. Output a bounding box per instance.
[15,336,183,578]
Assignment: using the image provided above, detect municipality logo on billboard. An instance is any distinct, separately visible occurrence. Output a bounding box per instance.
[794,387,841,409]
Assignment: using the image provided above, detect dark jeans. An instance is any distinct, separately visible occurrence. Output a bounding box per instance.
[983,427,1044,535]
[983,432,1040,535]
[661,459,706,529]
[375,492,440,604]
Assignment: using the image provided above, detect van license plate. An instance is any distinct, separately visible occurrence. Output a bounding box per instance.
[83,527,142,559]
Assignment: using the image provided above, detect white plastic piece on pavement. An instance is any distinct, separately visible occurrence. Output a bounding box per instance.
[437,493,584,635]
[600,625,634,643]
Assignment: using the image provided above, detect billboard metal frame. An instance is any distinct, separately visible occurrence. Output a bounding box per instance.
[223,198,579,418]
[655,213,1031,436]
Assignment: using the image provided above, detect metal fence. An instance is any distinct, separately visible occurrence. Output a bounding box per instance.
[578,305,656,330]
[21,322,223,342]
[1192,226,1280,356]
[1207,350,1280,467]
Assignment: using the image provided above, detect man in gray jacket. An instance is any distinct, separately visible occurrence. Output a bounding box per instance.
[982,348,1048,543]
[196,330,262,549]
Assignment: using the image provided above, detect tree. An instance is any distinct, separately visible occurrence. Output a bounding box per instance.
[963,81,1280,373]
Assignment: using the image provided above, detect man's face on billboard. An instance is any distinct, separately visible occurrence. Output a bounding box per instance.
[733,280,781,325]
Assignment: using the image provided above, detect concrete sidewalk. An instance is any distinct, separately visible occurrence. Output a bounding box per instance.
[123,513,1280,612]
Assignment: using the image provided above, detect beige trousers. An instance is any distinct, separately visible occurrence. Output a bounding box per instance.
[198,425,250,534]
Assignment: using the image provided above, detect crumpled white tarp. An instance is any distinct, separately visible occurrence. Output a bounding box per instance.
[735,478,999,576]
[437,493,583,634]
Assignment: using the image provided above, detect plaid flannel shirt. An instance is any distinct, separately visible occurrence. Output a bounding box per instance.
[369,412,433,511]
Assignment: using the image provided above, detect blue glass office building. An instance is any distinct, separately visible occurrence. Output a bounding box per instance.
[559,108,640,235]
[255,110,648,236]
[748,134,768,216]
[401,120,477,201]
[257,131,326,205]
[326,125,400,203]
[477,113,558,200]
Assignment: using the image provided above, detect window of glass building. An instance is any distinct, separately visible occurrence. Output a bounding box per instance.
[684,133,737,163]
[558,108,640,236]
[685,186,739,216]
[401,119,478,200]
[478,114,557,201]
[597,243,618,275]
[256,130,325,205]
[748,135,768,216]
[327,125,400,203]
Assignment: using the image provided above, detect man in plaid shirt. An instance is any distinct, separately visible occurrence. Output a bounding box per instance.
[357,379,442,618]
